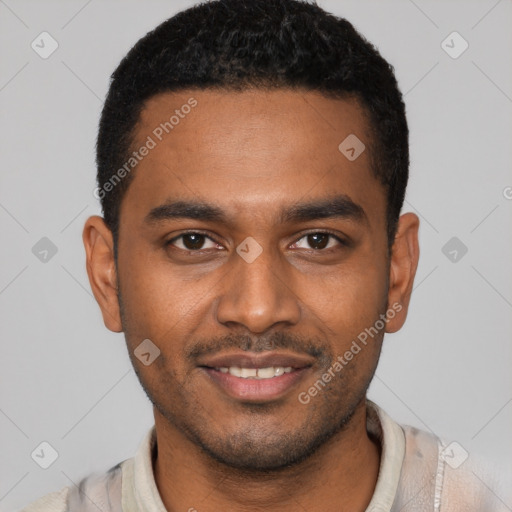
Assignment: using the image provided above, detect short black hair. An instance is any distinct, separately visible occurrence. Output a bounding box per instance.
[96,0,408,247]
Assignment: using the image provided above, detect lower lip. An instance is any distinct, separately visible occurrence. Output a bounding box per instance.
[202,367,310,402]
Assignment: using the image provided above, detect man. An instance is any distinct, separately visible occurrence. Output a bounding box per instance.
[22,0,510,510]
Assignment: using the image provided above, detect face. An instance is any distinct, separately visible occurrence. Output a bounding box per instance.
[84,89,419,471]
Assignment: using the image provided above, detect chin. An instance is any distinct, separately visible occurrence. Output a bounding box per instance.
[181,409,355,473]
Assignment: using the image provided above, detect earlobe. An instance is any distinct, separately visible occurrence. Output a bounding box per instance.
[385,212,420,333]
[82,215,123,333]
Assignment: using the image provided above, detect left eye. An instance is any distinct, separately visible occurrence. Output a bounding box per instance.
[293,233,342,251]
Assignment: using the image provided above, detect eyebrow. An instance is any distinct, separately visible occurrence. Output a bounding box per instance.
[145,195,367,226]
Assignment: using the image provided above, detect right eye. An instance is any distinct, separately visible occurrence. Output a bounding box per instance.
[166,232,222,252]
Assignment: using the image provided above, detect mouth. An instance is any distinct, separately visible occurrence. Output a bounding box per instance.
[197,351,315,402]
[212,365,295,378]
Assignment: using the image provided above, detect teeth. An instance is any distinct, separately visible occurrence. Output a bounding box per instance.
[215,366,294,379]
[229,366,242,377]
[240,368,257,378]
[256,367,275,379]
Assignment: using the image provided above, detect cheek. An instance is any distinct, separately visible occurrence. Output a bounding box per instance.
[117,250,215,345]
[308,257,388,334]
[117,250,169,337]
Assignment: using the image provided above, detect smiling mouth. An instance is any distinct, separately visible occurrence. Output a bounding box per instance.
[212,366,294,379]
[201,365,311,402]
[197,351,315,401]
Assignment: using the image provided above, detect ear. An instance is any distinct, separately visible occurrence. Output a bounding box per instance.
[385,212,420,333]
[82,215,123,333]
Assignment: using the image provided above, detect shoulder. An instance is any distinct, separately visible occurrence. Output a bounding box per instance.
[398,423,512,511]
[20,460,126,512]
[20,487,70,512]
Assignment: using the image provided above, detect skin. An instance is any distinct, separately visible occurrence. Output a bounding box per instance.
[83,89,419,512]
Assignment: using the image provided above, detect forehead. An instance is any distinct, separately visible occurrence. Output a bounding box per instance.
[136,88,371,161]
[121,89,385,230]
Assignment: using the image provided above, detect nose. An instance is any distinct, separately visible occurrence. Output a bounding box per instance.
[215,242,301,334]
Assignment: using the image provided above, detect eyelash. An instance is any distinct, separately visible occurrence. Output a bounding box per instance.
[165,230,348,253]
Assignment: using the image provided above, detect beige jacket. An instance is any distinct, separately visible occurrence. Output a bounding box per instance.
[21,401,511,511]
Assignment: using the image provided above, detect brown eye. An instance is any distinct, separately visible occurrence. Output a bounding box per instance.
[307,233,329,249]
[294,232,343,251]
[168,233,219,251]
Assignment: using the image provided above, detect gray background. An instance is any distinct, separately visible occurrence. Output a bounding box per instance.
[1,0,511,509]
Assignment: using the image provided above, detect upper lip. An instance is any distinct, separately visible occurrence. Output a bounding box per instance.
[197,351,315,370]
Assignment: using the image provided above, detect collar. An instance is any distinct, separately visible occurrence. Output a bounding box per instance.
[122,400,405,511]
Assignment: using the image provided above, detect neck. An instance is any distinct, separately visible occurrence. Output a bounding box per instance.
[153,399,380,512]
